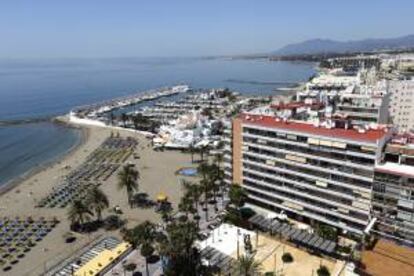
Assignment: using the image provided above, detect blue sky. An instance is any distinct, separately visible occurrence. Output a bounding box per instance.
[1,0,413,58]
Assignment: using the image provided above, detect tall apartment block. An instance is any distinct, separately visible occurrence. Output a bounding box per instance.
[373,135,414,243]
[388,80,414,132]
[226,113,392,237]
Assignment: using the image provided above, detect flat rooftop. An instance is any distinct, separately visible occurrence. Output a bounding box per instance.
[238,113,388,143]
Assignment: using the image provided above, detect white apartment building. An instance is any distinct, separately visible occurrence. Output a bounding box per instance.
[226,113,392,236]
[388,79,414,132]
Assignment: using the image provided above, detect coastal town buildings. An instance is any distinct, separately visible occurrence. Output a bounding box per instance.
[224,60,414,244]
[297,70,390,126]
[372,134,414,242]
[226,113,391,237]
[388,79,414,132]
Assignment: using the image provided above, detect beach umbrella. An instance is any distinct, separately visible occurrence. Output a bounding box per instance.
[156,192,168,202]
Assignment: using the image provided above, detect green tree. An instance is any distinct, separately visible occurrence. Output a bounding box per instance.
[214,154,223,174]
[67,199,93,230]
[123,220,157,248]
[117,164,139,208]
[179,194,195,218]
[208,163,222,209]
[86,186,109,221]
[141,242,155,276]
[181,180,201,215]
[190,184,202,215]
[189,143,195,163]
[132,113,149,130]
[317,265,330,276]
[123,221,157,276]
[161,220,201,276]
[232,254,262,276]
[198,145,208,162]
[120,113,128,127]
[316,224,338,241]
[198,163,214,220]
[281,252,294,263]
[109,112,115,125]
[229,184,248,210]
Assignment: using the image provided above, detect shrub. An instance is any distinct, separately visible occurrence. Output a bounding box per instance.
[337,245,351,254]
[240,207,256,219]
[281,252,294,263]
[104,215,125,230]
[317,265,330,276]
[264,272,275,276]
[316,224,337,241]
[124,263,136,271]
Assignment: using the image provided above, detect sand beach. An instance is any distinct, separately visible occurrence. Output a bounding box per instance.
[0,117,196,275]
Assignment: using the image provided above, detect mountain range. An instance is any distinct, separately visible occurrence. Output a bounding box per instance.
[273,34,414,56]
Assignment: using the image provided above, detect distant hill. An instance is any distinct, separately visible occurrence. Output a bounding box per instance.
[273,35,414,56]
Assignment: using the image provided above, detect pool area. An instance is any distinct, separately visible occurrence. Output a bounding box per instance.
[176,167,198,177]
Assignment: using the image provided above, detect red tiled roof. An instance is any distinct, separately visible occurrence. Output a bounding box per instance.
[238,113,388,143]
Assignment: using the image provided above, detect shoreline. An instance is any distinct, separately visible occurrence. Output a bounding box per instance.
[0,117,89,196]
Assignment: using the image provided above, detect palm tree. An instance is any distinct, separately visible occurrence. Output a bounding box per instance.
[68,199,93,230]
[179,194,195,218]
[132,113,149,130]
[132,115,140,130]
[141,242,155,276]
[161,220,201,275]
[182,181,201,215]
[124,220,157,247]
[198,163,214,220]
[229,184,248,210]
[117,164,139,208]
[189,142,195,163]
[160,206,173,223]
[86,186,109,221]
[208,163,221,209]
[199,145,208,162]
[214,154,223,174]
[123,221,157,276]
[109,112,115,125]
[120,113,128,127]
[232,254,262,276]
[190,184,202,216]
[181,179,193,196]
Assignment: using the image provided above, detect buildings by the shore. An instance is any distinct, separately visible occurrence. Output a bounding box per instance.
[68,85,267,151]
[388,79,414,132]
[224,54,414,245]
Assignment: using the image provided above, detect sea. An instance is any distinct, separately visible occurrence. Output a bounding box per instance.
[0,57,316,187]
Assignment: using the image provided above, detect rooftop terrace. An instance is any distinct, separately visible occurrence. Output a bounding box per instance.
[238,113,389,143]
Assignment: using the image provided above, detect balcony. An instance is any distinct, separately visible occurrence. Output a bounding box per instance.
[244,141,374,176]
[242,132,376,161]
[243,174,369,215]
[243,149,373,184]
[243,185,368,228]
[244,139,375,171]
[242,158,371,193]
[243,167,355,201]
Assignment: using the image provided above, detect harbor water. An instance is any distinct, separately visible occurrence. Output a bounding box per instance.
[0,57,316,187]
